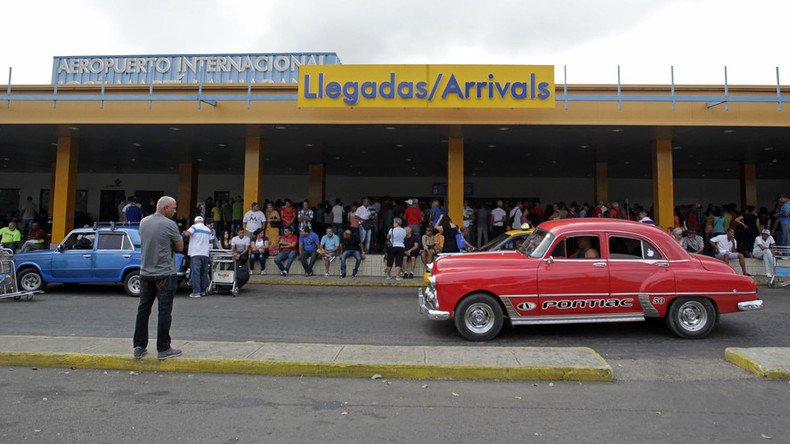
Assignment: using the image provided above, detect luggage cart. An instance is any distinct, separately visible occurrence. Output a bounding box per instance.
[208,249,239,296]
[0,248,40,301]
[770,246,790,288]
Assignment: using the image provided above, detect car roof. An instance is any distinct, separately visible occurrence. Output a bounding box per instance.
[536,219,688,260]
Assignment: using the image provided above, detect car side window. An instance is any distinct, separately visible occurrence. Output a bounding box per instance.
[97,233,125,250]
[609,236,642,259]
[642,240,663,260]
[551,236,601,259]
[122,235,134,251]
[609,236,663,260]
[62,232,96,250]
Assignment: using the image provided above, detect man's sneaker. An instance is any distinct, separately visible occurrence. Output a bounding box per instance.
[340,273,346,278]
[386,276,393,280]
[395,276,403,281]
[133,346,147,359]
[260,271,265,275]
[283,270,288,276]
[324,272,329,277]
[157,348,182,360]
[352,271,357,278]
[189,293,201,298]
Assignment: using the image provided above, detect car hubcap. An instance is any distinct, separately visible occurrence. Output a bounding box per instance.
[21,273,40,291]
[129,276,140,295]
[465,303,494,334]
[678,301,707,332]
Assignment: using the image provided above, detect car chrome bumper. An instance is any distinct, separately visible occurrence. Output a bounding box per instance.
[737,299,764,311]
[418,288,450,320]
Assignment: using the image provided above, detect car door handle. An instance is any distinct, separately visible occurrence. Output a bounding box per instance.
[592,262,607,267]
[83,254,92,259]
[655,262,669,267]
[123,254,131,258]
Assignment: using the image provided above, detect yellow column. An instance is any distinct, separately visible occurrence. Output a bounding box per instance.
[52,135,79,244]
[740,161,757,207]
[447,135,464,225]
[177,161,198,221]
[244,135,264,207]
[594,161,608,204]
[652,138,674,229]
[308,163,325,205]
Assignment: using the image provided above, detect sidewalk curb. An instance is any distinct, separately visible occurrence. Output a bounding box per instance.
[724,347,790,379]
[0,351,613,382]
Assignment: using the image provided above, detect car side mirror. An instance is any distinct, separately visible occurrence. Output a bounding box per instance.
[57,244,65,253]
[544,256,554,264]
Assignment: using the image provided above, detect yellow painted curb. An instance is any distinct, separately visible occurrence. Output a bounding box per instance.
[725,348,790,379]
[0,351,613,382]
[246,279,423,288]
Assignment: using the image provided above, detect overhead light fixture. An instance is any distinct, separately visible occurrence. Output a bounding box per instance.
[487,144,496,148]
[764,147,774,151]
[550,160,557,164]
[169,127,180,131]
[384,126,396,130]
[395,144,404,148]
[305,143,314,147]
[723,129,736,133]
[440,139,448,143]
[196,158,202,162]
[580,145,589,149]
[275,126,287,130]
[611,128,623,133]
[217,143,226,147]
[51,142,58,146]
[478,160,485,164]
[334,156,341,160]
[132,143,142,147]
[130,158,136,162]
[69,127,79,131]
[673,146,682,150]
[498,127,510,131]
[623,161,630,165]
[406,158,412,162]
[265,157,270,161]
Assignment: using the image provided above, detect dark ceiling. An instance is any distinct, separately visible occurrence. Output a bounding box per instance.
[0,123,788,179]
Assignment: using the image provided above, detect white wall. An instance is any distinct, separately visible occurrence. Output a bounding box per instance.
[0,172,784,220]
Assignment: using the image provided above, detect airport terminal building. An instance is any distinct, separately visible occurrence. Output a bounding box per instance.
[0,53,788,243]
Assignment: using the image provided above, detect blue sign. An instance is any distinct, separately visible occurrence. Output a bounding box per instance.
[52,53,341,85]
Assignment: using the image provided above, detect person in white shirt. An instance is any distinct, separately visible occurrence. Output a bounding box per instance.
[331,199,344,235]
[509,202,523,230]
[231,227,251,263]
[753,229,776,283]
[355,197,372,253]
[384,217,406,280]
[181,216,211,298]
[242,202,266,240]
[710,228,749,275]
[490,200,507,237]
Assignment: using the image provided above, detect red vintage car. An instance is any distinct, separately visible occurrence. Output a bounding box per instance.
[418,219,763,341]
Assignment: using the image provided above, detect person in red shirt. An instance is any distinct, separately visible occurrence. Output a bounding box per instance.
[591,201,606,218]
[403,199,424,237]
[273,226,298,276]
[280,199,296,234]
[19,221,47,253]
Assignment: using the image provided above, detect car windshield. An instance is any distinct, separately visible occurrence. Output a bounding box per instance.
[477,233,511,251]
[518,229,554,258]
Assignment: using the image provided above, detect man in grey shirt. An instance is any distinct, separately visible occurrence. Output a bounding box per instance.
[133,196,184,360]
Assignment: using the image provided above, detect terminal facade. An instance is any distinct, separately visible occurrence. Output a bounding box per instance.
[0,53,788,243]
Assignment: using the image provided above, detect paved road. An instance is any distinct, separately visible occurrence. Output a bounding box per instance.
[1,366,788,443]
[0,283,787,364]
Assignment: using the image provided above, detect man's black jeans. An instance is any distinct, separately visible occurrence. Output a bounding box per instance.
[133,274,177,352]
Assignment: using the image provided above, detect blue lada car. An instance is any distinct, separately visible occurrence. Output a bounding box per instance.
[14,225,185,297]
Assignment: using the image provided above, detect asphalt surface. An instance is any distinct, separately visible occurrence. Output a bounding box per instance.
[0,284,787,364]
[1,366,788,443]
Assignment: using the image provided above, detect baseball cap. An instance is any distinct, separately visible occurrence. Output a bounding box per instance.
[671,227,683,235]
[405,199,413,205]
[194,216,204,223]
[762,229,771,235]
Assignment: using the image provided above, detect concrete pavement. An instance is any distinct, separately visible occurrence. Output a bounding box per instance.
[0,335,613,381]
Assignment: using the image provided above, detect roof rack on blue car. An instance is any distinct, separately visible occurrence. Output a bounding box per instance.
[91,221,141,230]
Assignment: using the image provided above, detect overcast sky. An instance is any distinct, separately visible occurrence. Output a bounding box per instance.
[2,0,789,85]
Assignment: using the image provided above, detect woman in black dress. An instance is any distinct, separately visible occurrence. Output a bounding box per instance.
[434,214,460,253]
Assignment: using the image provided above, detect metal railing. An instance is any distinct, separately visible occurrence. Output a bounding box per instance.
[2,65,787,111]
